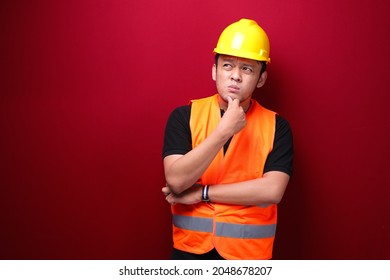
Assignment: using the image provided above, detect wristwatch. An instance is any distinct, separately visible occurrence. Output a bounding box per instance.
[201,185,210,202]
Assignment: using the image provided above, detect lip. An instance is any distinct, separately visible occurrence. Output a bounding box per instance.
[227,85,240,93]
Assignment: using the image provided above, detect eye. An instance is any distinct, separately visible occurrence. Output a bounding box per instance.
[242,66,253,74]
[223,63,233,70]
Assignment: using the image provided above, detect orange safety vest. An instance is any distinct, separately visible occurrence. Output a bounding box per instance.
[171,94,276,260]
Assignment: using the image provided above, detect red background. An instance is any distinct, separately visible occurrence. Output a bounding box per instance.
[1,0,389,259]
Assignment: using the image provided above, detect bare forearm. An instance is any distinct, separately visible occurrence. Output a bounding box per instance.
[164,127,230,194]
[208,171,290,205]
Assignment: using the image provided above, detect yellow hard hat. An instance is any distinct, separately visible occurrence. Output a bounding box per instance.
[213,19,271,64]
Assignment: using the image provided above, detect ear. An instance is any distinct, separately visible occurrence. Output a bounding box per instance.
[212,64,217,81]
[257,71,267,88]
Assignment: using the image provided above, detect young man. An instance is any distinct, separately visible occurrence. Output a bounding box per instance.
[162,19,293,260]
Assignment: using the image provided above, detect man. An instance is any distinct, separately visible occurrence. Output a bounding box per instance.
[162,19,293,260]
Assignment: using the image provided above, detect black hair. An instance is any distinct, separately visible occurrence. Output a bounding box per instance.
[214,53,267,75]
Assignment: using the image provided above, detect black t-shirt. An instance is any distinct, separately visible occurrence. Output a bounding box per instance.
[162,105,293,176]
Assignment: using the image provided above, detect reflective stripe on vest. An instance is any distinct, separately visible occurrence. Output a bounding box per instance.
[216,222,276,239]
[173,214,276,239]
[172,214,213,233]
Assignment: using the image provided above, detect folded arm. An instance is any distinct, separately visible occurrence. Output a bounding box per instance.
[163,170,290,206]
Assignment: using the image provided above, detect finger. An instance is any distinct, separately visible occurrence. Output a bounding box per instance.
[227,95,233,107]
[166,194,176,205]
[162,187,170,196]
[227,96,240,109]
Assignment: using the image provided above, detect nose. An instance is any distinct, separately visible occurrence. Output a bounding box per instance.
[230,68,242,82]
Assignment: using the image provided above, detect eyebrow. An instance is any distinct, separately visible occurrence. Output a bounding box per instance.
[222,57,257,68]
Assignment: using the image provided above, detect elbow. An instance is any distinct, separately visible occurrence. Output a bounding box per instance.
[270,187,286,204]
[262,195,283,205]
[164,156,192,194]
[270,195,283,205]
[252,190,284,205]
[269,188,285,204]
[261,186,286,205]
[165,177,188,195]
[259,171,289,204]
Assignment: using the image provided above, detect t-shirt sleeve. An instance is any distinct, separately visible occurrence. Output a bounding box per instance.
[162,105,192,159]
[263,115,294,176]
